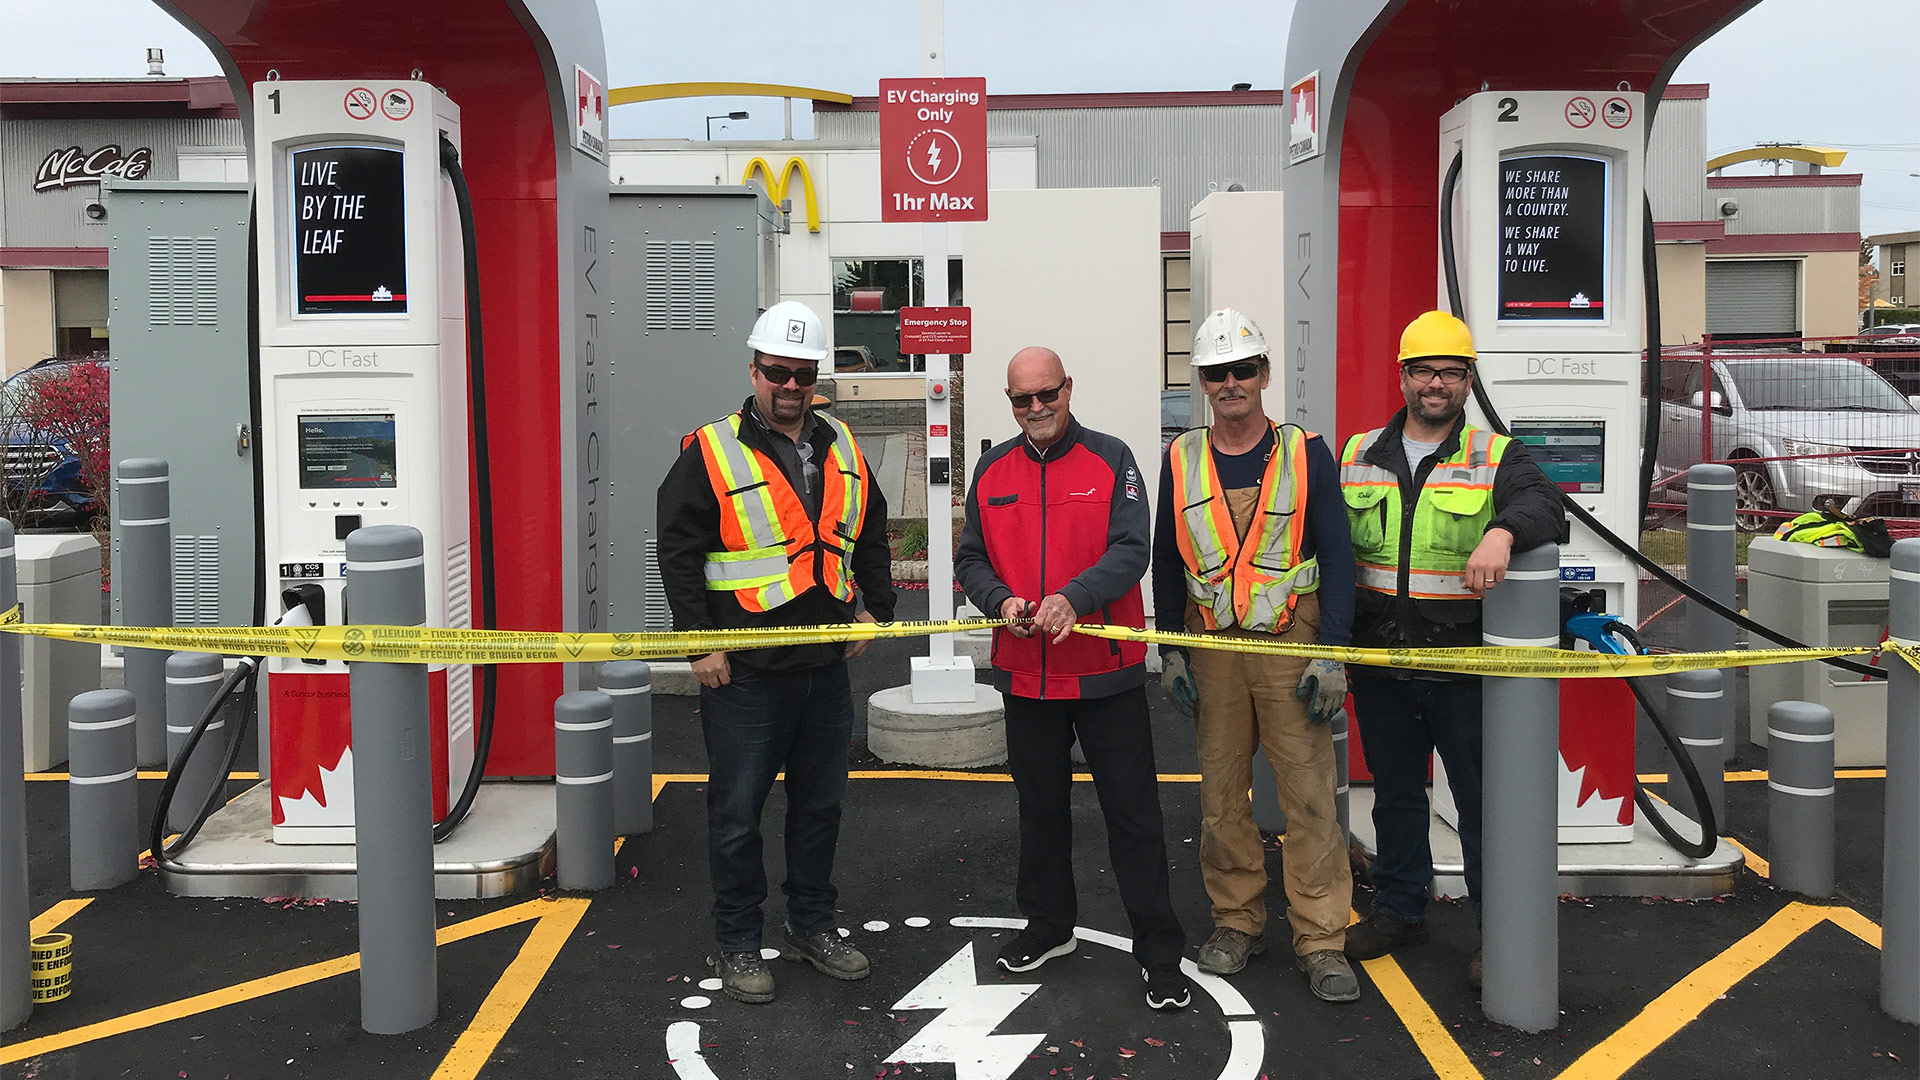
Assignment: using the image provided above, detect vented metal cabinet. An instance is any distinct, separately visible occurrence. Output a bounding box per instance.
[605,186,776,632]
[103,179,256,628]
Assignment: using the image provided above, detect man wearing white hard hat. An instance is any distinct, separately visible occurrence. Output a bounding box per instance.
[1151,307,1362,1002]
[656,300,895,1004]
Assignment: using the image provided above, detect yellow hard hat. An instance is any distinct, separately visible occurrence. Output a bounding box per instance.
[1397,311,1477,364]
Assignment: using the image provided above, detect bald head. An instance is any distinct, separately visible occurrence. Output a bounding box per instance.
[1005,346,1072,449]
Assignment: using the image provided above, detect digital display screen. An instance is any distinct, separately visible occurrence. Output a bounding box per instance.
[1496,154,1608,323]
[1512,420,1605,493]
[291,145,407,315]
[298,413,397,489]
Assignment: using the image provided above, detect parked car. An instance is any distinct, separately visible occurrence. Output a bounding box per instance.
[1160,388,1193,453]
[1657,356,1920,530]
[1860,323,1920,345]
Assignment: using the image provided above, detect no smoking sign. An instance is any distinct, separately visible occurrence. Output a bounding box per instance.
[880,77,988,222]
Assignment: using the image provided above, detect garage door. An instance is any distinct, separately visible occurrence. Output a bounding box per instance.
[1705,259,1798,337]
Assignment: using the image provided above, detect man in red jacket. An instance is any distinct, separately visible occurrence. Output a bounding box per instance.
[955,346,1193,1011]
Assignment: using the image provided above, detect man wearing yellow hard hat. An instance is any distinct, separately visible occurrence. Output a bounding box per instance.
[1337,311,1563,986]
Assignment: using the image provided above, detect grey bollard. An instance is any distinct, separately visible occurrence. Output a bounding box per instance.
[1766,701,1835,898]
[1883,538,1919,1023]
[68,690,139,891]
[599,661,654,836]
[345,526,436,1034]
[1251,753,1285,834]
[117,459,173,766]
[1,523,31,1027]
[1685,463,1738,763]
[1480,543,1561,1032]
[1664,669,1726,832]
[555,691,616,890]
[1332,708,1351,841]
[165,653,229,833]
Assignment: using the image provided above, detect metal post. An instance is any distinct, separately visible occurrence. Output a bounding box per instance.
[1664,669,1726,830]
[345,526,436,1034]
[0,522,31,1028]
[117,459,173,765]
[1883,538,1919,1023]
[1251,753,1284,834]
[1686,462,1738,761]
[598,661,654,836]
[1480,543,1560,1032]
[1332,708,1351,841]
[68,689,138,891]
[165,653,229,833]
[555,691,616,890]
[1766,701,1835,898]
[1699,337,1715,463]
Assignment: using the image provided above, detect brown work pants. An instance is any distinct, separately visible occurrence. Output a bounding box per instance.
[1188,592,1352,954]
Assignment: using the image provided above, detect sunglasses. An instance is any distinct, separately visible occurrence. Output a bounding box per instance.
[754,358,820,387]
[1006,378,1068,410]
[1199,361,1264,384]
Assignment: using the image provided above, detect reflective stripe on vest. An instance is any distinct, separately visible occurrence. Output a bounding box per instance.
[688,413,867,612]
[1339,425,1506,601]
[1169,423,1320,632]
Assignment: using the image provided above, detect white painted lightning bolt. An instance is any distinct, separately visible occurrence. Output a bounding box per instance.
[926,139,942,174]
[883,942,1045,1080]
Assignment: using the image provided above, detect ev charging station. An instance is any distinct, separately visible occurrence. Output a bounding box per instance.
[252,80,474,843]
[1440,89,1646,842]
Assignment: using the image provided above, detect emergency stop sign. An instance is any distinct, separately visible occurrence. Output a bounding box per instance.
[879,77,987,222]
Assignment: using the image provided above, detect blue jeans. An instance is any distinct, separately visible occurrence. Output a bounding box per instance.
[699,662,853,951]
[1348,673,1484,924]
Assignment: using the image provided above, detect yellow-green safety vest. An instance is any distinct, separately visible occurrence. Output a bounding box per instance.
[1339,425,1507,601]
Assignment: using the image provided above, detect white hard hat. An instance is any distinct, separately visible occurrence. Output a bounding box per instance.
[1191,307,1269,367]
[747,301,829,362]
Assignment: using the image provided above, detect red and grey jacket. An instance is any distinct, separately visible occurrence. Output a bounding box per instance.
[955,416,1150,700]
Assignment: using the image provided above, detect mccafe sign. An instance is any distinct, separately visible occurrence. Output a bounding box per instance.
[33,144,153,192]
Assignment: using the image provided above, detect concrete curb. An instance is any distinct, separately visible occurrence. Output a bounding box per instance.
[866,684,1007,768]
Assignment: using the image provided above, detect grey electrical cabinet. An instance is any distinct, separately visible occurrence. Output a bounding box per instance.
[103,178,256,628]
[605,185,778,632]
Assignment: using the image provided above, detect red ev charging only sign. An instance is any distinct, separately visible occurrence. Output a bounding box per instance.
[879,77,988,222]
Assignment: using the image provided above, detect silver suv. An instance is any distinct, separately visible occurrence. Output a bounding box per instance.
[1657,356,1920,530]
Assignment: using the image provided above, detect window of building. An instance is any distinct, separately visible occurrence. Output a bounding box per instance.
[53,270,109,359]
[1892,258,1907,278]
[829,257,962,374]
[1163,255,1191,388]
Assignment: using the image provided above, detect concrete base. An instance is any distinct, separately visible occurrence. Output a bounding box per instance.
[1347,787,1743,898]
[158,781,555,900]
[867,683,1006,768]
[910,654,977,703]
[19,532,102,770]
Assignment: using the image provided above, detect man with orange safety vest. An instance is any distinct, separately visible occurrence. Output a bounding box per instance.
[656,300,895,1005]
[1338,311,1563,986]
[1151,307,1362,1003]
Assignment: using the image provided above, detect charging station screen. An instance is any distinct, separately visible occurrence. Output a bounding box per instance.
[1496,154,1608,322]
[298,413,398,489]
[291,145,407,316]
[1511,420,1605,493]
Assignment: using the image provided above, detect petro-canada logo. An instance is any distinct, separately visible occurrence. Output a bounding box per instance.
[664,915,1265,1079]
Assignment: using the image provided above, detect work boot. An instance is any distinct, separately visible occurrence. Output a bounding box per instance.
[1342,912,1429,960]
[1143,965,1194,1010]
[1467,950,1483,989]
[1195,927,1268,976]
[712,951,775,1004]
[780,926,871,981]
[996,930,1077,973]
[1297,949,1362,1003]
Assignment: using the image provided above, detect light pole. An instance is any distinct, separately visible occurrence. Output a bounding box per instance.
[705,111,748,140]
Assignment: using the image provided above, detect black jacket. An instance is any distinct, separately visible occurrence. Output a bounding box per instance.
[1348,408,1565,659]
[655,399,895,673]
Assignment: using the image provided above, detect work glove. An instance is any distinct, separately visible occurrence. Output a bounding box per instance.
[1295,658,1348,725]
[1160,647,1198,719]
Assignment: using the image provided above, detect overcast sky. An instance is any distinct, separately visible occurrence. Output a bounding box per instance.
[2,0,1915,236]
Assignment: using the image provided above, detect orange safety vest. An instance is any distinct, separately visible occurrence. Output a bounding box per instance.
[684,412,867,613]
[1168,422,1320,633]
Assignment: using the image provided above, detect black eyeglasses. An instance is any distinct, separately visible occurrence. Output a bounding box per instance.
[1199,361,1264,384]
[754,359,820,387]
[1403,363,1472,386]
[1006,378,1068,410]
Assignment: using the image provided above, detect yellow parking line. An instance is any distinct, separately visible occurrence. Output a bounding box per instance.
[1633,768,1883,784]
[1822,905,1883,948]
[1726,837,1770,879]
[1358,951,1483,1079]
[25,771,259,782]
[429,898,592,1080]
[29,898,92,937]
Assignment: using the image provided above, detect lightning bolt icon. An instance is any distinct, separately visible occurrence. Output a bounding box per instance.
[883,942,1044,1080]
[926,139,943,174]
